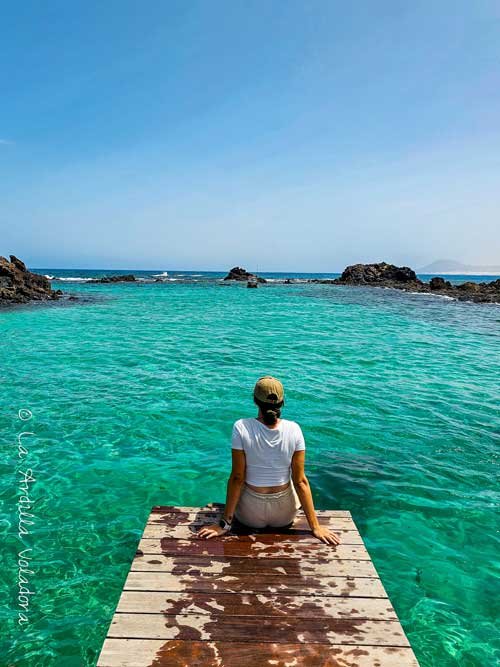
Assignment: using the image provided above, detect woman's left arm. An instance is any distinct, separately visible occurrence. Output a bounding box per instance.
[291,450,341,545]
[198,450,246,539]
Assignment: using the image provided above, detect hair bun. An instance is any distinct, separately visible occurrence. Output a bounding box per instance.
[254,397,282,425]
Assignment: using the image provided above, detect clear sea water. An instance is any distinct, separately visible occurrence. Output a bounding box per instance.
[1,269,499,666]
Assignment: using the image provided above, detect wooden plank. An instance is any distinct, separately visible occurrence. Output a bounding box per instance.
[98,639,419,667]
[141,524,363,543]
[138,538,371,559]
[148,513,356,529]
[131,554,379,578]
[117,591,398,619]
[107,613,411,646]
[123,572,388,598]
[151,505,352,517]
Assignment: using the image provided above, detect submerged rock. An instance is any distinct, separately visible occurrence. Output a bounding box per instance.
[0,255,60,304]
[223,266,266,283]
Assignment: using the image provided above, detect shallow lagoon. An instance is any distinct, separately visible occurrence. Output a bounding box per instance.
[1,275,499,666]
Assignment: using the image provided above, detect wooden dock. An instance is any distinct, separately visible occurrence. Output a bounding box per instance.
[97,504,420,666]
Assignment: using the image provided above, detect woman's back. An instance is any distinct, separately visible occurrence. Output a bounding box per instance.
[231,417,305,486]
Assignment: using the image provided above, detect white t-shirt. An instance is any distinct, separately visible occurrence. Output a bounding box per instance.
[231,418,306,486]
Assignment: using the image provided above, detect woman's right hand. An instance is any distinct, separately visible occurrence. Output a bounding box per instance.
[197,523,229,539]
[312,526,341,545]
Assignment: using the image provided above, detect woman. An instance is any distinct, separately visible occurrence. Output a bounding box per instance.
[199,376,340,545]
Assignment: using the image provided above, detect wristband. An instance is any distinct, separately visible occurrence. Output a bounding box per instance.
[219,517,232,531]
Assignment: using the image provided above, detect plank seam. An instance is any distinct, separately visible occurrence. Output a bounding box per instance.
[121,589,389,599]
[104,636,410,647]
[111,613,400,620]
[137,556,374,562]
[129,570,380,578]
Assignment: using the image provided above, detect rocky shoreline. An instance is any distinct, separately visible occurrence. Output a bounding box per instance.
[0,255,62,304]
[221,262,500,302]
[2,257,499,306]
[310,262,500,303]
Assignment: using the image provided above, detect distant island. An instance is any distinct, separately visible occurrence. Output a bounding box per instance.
[418,259,500,275]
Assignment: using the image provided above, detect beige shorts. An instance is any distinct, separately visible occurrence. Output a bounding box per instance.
[234,483,302,529]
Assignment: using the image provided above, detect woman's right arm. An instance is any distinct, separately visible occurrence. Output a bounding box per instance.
[223,449,246,523]
[198,450,246,539]
[291,451,341,545]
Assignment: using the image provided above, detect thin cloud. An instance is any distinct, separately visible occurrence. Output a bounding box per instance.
[0,139,13,145]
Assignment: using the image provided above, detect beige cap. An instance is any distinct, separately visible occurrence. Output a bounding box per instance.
[253,376,284,404]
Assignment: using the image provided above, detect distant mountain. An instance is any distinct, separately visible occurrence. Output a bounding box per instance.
[418,259,500,275]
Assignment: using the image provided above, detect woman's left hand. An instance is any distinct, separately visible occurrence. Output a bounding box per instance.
[197,523,229,539]
[312,526,341,545]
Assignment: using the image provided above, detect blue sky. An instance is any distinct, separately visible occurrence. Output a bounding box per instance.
[1,1,499,271]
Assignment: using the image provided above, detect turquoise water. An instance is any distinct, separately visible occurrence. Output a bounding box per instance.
[1,274,499,666]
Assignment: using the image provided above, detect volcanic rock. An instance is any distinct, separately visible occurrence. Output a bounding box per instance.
[0,255,60,304]
[429,277,452,290]
[335,262,421,285]
[223,267,266,283]
[311,262,500,303]
[89,274,136,283]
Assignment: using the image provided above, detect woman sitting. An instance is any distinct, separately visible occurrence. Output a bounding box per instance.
[199,376,340,545]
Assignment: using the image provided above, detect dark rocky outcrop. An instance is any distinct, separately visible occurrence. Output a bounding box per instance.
[89,274,136,283]
[0,255,61,304]
[335,262,421,286]
[310,262,500,303]
[223,266,266,283]
[309,262,424,290]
